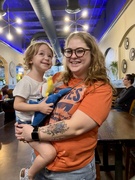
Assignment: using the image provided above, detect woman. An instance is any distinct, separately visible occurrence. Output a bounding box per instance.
[15,31,113,180]
[113,73,135,112]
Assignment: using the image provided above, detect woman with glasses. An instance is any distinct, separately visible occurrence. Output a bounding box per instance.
[15,31,113,180]
[113,73,135,112]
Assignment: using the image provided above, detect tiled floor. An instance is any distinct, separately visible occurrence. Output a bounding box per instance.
[0,117,133,180]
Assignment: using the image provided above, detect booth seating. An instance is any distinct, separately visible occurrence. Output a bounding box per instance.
[2,98,16,124]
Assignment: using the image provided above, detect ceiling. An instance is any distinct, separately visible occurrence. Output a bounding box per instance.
[0,0,127,58]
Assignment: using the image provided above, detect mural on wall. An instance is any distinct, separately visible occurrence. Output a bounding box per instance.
[16,64,24,82]
[0,60,5,85]
[9,61,16,86]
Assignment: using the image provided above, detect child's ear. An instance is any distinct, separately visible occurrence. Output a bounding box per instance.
[29,60,33,65]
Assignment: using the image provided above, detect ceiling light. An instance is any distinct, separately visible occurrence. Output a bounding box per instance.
[0,26,3,33]
[0,0,6,17]
[65,0,81,14]
[64,10,89,32]
[7,33,13,41]
[63,25,70,32]
[0,7,23,41]
[83,24,89,31]
[15,27,22,34]
[16,17,22,24]
[82,10,88,18]
[64,16,70,22]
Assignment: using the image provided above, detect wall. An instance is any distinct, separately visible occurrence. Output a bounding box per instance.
[1,0,135,88]
[0,42,23,88]
[99,0,135,79]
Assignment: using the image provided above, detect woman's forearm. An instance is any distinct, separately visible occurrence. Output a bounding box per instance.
[38,110,97,142]
[15,110,97,142]
[39,121,74,141]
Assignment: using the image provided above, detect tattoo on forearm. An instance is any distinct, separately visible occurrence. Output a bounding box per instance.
[39,121,69,138]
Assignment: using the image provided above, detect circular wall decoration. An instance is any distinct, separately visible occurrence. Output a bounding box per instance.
[9,61,16,78]
[129,48,135,61]
[121,59,127,73]
[124,37,129,50]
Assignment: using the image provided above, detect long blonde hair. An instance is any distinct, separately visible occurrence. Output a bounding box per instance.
[60,31,110,86]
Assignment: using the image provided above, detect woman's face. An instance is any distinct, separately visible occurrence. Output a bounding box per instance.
[65,37,91,79]
[123,76,130,86]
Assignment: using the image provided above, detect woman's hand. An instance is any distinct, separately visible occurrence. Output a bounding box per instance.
[15,122,34,142]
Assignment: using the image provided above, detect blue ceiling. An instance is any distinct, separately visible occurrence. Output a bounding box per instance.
[0,0,127,54]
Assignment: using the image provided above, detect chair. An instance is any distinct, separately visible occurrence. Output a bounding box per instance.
[123,99,135,179]
[95,147,101,180]
[129,99,135,116]
[123,144,135,180]
[129,150,135,179]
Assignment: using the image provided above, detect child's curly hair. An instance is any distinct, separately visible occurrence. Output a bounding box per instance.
[23,40,54,70]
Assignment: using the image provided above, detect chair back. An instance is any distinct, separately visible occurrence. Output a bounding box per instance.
[129,99,135,116]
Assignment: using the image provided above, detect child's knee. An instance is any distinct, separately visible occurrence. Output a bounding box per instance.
[42,147,56,160]
[48,147,57,159]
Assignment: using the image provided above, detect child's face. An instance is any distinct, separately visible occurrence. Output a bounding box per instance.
[30,44,53,72]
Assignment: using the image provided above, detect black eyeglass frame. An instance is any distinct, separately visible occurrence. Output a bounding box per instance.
[63,47,90,58]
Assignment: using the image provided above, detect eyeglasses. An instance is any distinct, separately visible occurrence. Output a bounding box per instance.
[63,48,90,58]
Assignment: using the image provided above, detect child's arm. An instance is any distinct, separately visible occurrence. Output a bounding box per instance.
[31,87,72,126]
[14,96,53,115]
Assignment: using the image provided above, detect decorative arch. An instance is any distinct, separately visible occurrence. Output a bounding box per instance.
[104,47,111,57]
[118,24,135,78]
[119,24,135,47]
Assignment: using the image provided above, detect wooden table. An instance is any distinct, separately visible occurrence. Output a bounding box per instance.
[98,109,135,180]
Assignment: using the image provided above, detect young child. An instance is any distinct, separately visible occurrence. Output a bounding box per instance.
[13,41,56,180]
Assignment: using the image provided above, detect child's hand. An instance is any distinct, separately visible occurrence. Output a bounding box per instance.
[38,98,53,114]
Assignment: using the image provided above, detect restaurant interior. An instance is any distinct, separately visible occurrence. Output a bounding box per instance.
[0,0,135,179]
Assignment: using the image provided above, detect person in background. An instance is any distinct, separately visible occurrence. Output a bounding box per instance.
[13,41,57,180]
[113,73,135,112]
[7,89,14,99]
[15,31,113,180]
[1,85,9,100]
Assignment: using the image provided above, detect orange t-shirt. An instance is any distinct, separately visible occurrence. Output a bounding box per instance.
[46,74,112,171]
